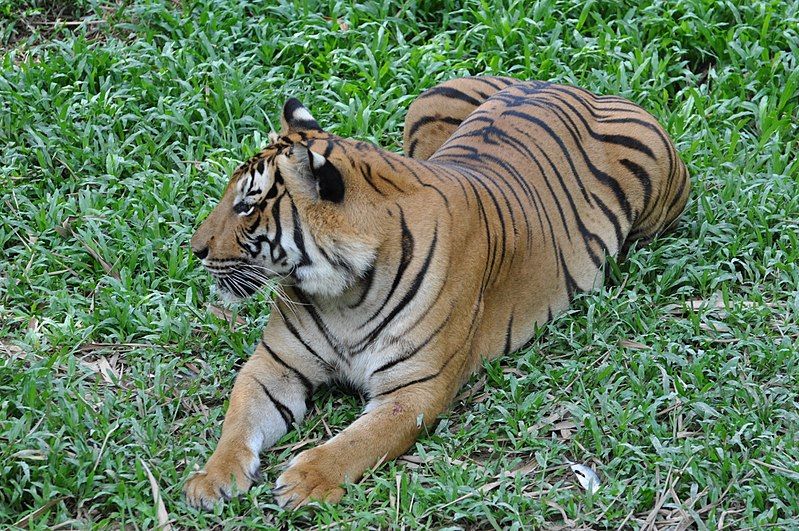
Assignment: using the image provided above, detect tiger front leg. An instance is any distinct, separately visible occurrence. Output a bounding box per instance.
[273,379,454,508]
[184,341,322,509]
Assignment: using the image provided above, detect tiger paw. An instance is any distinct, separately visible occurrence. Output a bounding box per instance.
[184,452,260,510]
[273,448,345,509]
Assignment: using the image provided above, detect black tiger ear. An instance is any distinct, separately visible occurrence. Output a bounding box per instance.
[281,98,322,133]
[308,150,344,203]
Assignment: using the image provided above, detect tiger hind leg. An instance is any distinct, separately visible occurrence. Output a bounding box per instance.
[403,76,519,159]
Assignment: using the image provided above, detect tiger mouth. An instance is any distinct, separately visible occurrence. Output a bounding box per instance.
[214,273,265,300]
[204,261,272,301]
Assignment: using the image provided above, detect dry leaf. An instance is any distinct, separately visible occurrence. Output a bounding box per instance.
[12,449,47,461]
[479,459,539,493]
[398,454,424,465]
[13,497,68,528]
[685,297,725,311]
[140,459,172,531]
[619,339,649,349]
[81,356,122,386]
[53,216,76,238]
[80,239,120,280]
[207,304,247,326]
[323,16,349,31]
[699,321,731,333]
[529,412,561,432]
[0,342,24,359]
[553,420,577,431]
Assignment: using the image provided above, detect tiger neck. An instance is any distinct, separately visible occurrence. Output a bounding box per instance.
[280,234,396,318]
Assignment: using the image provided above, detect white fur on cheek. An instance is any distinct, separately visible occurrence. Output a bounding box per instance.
[251,166,271,194]
[296,238,376,298]
[236,172,252,195]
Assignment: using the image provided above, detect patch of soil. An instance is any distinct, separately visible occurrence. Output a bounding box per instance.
[1,0,93,50]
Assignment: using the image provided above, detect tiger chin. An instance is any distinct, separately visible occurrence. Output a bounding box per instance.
[184,76,690,510]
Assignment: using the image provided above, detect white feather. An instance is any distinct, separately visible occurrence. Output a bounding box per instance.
[570,462,601,494]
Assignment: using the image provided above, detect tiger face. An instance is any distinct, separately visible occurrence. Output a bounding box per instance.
[190,99,380,300]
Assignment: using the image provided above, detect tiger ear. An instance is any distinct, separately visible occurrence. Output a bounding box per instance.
[281,98,323,133]
[308,149,345,203]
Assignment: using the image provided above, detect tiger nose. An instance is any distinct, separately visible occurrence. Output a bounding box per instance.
[192,246,209,260]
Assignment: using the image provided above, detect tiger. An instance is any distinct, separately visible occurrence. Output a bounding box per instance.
[184,76,690,509]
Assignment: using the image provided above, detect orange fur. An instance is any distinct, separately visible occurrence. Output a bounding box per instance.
[184,77,689,509]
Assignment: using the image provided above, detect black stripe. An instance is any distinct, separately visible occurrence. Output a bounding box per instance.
[472,76,514,91]
[558,248,580,300]
[347,264,376,309]
[601,133,656,159]
[447,135,539,245]
[407,138,420,157]
[371,312,450,375]
[665,166,689,215]
[355,224,438,352]
[360,161,388,196]
[376,171,405,193]
[366,207,414,324]
[407,115,462,140]
[376,373,439,398]
[252,376,294,430]
[536,89,657,159]
[418,86,482,107]
[374,297,484,398]
[280,313,334,371]
[503,313,514,355]
[588,191,621,252]
[263,185,278,200]
[476,127,559,246]
[261,341,314,400]
[534,144,615,262]
[321,140,334,159]
[456,165,508,279]
[456,171,496,291]
[506,108,634,223]
[502,109,594,205]
[619,158,653,218]
[498,118,620,257]
[269,192,286,262]
[408,168,452,208]
[290,200,311,267]
[292,289,349,364]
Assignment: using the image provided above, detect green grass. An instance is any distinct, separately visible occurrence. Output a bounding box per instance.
[1,0,798,528]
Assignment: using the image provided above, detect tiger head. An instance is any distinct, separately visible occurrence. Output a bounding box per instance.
[190,99,383,301]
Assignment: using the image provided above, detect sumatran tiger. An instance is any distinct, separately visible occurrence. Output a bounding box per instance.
[184,76,690,509]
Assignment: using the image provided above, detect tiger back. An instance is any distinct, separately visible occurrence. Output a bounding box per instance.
[405,76,690,251]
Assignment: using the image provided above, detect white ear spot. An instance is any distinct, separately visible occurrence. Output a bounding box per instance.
[310,150,326,170]
[292,106,316,123]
